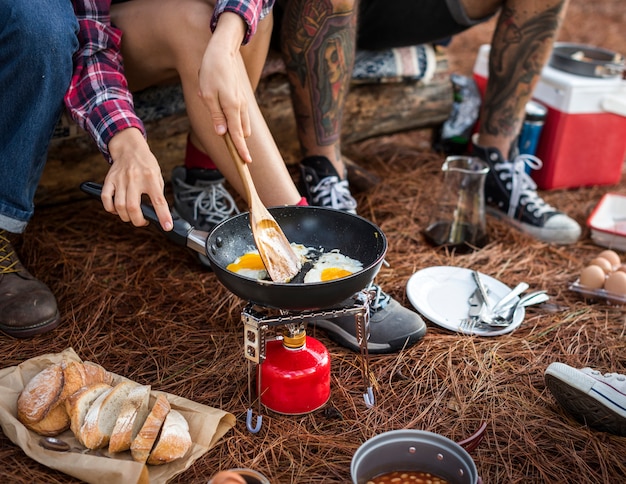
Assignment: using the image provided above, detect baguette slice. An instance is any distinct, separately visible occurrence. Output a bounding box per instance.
[108,384,151,453]
[79,381,137,449]
[17,362,64,426]
[146,409,192,465]
[65,382,113,437]
[131,393,171,463]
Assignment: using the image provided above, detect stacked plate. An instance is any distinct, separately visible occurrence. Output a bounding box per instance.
[406,266,525,336]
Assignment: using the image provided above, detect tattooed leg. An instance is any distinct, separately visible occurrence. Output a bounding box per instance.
[280,0,358,176]
[478,0,568,157]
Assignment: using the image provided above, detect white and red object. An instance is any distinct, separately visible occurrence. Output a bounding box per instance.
[587,192,626,251]
[473,44,626,190]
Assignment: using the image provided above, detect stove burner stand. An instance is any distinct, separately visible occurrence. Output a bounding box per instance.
[242,290,374,433]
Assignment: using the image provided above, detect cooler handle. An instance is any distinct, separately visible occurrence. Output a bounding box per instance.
[602,94,626,117]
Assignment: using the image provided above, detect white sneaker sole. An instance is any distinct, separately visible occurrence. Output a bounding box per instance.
[545,362,626,436]
[487,208,581,245]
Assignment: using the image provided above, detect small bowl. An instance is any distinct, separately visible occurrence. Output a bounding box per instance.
[587,193,626,252]
[351,430,479,484]
[209,469,270,484]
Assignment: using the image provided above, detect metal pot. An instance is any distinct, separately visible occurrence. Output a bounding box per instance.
[351,430,480,484]
[549,42,624,79]
[80,182,387,311]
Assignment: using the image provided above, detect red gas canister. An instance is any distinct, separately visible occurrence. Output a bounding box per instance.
[259,329,331,415]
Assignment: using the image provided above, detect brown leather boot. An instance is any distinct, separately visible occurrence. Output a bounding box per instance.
[0,230,60,338]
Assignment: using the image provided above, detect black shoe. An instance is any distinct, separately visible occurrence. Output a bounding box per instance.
[313,283,427,354]
[299,156,357,213]
[471,135,580,244]
[0,230,60,338]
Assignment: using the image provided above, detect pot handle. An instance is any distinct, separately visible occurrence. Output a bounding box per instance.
[456,420,487,453]
[80,181,192,247]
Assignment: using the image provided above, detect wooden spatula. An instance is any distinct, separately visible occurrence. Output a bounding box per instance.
[224,132,302,282]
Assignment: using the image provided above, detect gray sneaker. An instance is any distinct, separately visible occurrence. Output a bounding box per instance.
[299,156,357,213]
[545,362,626,436]
[171,166,240,267]
[471,135,581,245]
[0,230,60,338]
[313,282,427,354]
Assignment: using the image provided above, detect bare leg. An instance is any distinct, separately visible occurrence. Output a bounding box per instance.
[111,0,301,207]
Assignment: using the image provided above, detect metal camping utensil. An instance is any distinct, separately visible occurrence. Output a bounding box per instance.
[224,132,302,283]
[491,290,550,326]
[478,290,550,328]
[491,282,529,314]
[471,270,498,325]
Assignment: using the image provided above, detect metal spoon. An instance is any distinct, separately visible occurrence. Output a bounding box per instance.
[492,282,529,314]
[486,290,550,327]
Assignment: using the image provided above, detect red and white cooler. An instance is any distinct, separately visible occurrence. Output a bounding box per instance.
[473,44,626,190]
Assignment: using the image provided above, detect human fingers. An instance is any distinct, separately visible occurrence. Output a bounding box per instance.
[100,180,119,217]
[147,189,173,232]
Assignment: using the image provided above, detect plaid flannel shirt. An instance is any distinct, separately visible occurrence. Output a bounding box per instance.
[65,0,273,162]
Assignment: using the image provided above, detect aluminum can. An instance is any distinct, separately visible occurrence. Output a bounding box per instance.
[518,100,547,156]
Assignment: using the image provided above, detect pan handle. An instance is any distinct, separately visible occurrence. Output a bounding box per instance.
[79,181,207,252]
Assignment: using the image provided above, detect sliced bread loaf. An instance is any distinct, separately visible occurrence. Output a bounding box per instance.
[130,393,171,463]
[108,384,151,453]
[79,381,137,449]
[146,409,192,465]
[65,382,113,437]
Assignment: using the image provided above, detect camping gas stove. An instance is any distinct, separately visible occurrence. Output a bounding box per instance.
[241,290,374,433]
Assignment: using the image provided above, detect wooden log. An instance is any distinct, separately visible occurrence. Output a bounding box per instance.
[258,53,452,165]
[40,51,452,205]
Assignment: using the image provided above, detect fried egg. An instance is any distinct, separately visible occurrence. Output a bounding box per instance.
[226,249,268,280]
[227,243,315,280]
[303,251,363,283]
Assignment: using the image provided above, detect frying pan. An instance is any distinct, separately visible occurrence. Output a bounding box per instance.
[80,182,387,311]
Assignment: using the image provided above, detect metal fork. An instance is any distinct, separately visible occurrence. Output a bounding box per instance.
[459,316,485,332]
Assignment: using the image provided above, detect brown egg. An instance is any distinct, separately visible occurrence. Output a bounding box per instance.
[604,271,626,295]
[597,250,621,269]
[589,257,613,274]
[579,265,606,289]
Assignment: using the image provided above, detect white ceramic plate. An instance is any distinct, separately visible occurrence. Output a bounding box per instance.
[406,266,525,336]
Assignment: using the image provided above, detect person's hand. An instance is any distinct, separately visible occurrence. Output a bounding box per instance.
[102,127,173,231]
[198,12,252,163]
[208,470,247,484]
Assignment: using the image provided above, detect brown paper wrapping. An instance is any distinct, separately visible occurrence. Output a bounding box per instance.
[0,348,236,484]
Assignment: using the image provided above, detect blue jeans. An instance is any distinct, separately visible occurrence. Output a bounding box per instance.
[0,0,78,233]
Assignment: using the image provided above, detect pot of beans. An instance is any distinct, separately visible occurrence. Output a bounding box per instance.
[350,429,481,484]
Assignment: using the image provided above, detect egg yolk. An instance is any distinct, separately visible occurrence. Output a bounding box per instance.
[320,267,353,281]
[227,253,265,273]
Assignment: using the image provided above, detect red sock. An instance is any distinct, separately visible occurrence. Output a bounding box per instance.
[185,135,217,170]
[296,197,308,206]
